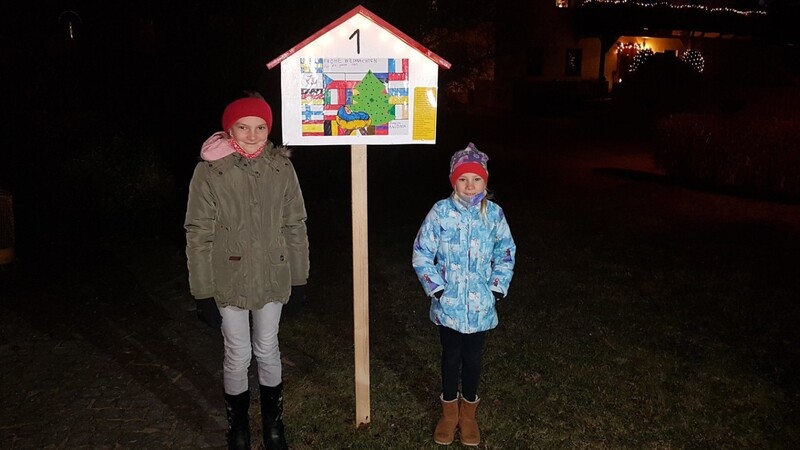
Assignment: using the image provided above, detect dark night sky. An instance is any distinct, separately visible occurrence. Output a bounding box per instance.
[1,1,479,244]
[2,1,465,168]
[1,1,797,244]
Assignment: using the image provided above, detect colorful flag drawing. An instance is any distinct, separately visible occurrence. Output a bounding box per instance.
[299,58,409,137]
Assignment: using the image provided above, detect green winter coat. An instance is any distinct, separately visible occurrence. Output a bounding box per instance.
[185,142,309,310]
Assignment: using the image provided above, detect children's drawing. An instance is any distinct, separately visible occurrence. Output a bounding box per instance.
[300,58,409,136]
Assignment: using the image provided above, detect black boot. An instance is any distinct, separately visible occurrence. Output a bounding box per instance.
[260,383,288,450]
[224,390,251,450]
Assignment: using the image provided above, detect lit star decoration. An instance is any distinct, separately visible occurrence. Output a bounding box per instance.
[582,0,766,16]
[682,49,705,73]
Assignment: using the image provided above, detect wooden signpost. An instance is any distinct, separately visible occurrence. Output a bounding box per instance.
[267,5,450,426]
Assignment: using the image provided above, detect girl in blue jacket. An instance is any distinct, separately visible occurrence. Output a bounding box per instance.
[412,143,516,446]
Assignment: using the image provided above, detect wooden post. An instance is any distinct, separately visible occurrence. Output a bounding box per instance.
[351,143,370,426]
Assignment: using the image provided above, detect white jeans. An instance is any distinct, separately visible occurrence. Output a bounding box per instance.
[220,302,283,395]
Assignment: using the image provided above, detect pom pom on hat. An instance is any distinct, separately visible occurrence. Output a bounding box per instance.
[222,97,273,134]
[449,142,489,187]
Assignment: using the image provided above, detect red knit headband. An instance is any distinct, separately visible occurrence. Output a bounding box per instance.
[450,162,489,187]
[222,97,273,133]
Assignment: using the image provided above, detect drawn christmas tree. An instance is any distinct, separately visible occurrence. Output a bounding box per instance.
[352,70,395,126]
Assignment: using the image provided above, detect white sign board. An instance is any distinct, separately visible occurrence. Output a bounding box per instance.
[276,13,442,146]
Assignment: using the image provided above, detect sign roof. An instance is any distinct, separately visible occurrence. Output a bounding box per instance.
[266,5,451,70]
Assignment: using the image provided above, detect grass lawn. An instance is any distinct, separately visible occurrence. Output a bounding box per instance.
[258,113,800,449]
[89,111,800,449]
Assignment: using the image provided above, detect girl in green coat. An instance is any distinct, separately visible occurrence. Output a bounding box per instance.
[185,96,309,450]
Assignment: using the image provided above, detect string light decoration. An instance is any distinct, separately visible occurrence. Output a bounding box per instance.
[615,42,643,54]
[629,47,653,73]
[582,0,766,16]
[615,42,644,82]
[682,49,705,72]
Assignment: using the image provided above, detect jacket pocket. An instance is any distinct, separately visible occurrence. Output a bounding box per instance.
[212,253,243,299]
[476,283,497,330]
[439,222,460,255]
[268,247,291,296]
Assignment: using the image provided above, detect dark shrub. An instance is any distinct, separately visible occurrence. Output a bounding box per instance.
[63,131,179,237]
[7,107,180,246]
[613,52,704,118]
[654,103,800,201]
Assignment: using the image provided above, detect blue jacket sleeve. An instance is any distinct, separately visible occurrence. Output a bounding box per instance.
[412,206,445,297]
[489,207,516,297]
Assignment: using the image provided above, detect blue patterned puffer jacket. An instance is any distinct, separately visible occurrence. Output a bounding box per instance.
[412,196,516,334]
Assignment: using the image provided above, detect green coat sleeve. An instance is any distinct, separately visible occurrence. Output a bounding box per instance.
[184,163,216,299]
[282,160,310,285]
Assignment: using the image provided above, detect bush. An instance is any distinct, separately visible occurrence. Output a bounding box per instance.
[63,131,179,237]
[654,111,800,201]
[613,53,704,117]
[422,21,495,109]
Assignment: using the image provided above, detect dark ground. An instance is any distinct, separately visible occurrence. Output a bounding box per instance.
[1,110,799,448]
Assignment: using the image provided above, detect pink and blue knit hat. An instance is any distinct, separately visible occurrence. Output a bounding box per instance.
[449,143,489,187]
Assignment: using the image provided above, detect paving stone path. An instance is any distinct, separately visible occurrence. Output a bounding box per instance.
[0,237,310,449]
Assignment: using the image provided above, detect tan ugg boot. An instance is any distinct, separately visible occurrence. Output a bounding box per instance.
[434,394,460,445]
[458,396,481,446]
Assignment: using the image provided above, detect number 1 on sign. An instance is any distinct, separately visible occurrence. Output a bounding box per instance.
[349,29,360,54]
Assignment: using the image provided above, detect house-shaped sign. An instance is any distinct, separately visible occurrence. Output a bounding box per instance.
[267,5,450,426]
[267,5,451,146]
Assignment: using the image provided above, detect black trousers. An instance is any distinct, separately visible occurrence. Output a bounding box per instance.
[439,325,487,402]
